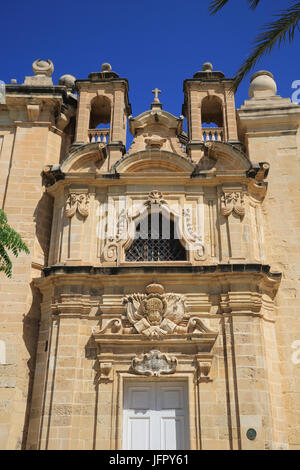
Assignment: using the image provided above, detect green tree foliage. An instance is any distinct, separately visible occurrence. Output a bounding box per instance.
[0,209,29,278]
[209,1,300,90]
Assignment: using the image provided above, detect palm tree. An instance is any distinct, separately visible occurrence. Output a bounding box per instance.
[209,1,300,90]
[0,209,29,278]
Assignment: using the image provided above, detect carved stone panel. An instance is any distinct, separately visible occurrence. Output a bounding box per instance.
[65,192,90,218]
[220,190,245,218]
[123,283,215,337]
[131,350,177,376]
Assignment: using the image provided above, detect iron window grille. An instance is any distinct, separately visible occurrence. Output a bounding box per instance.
[125,212,186,262]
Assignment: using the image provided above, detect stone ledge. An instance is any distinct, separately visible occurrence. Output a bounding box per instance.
[43,263,282,279]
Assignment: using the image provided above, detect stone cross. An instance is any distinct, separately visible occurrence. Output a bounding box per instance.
[152,88,161,103]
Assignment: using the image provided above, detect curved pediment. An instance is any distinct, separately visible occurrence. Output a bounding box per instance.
[195,141,252,174]
[129,109,183,134]
[113,150,195,173]
[61,142,107,173]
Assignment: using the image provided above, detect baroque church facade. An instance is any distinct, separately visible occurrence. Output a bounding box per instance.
[0,60,300,450]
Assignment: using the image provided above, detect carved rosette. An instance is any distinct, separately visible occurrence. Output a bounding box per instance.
[131,350,177,376]
[220,191,245,218]
[65,192,90,218]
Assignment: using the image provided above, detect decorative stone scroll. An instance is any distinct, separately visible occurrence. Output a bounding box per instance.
[220,191,245,218]
[65,192,90,218]
[24,59,54,86]
[131,350,177,376]
[183,207,205,260]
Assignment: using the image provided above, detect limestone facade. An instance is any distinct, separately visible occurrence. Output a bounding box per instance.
[0,61,299,450]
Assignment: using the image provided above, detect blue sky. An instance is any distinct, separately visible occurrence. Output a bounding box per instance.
[1,0,299,119]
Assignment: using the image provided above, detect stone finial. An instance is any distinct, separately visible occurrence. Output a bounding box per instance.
[32,59,54,77]
[101,62,112,72]
[202,62,213,72]
[88,62,119,81]
[59,74,76,92]
[248,70,277,99]
[24,59,54,86]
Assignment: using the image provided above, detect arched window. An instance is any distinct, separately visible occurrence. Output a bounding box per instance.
[125,211,186,262]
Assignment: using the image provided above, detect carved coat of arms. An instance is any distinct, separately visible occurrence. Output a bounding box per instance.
[123,283,210,337]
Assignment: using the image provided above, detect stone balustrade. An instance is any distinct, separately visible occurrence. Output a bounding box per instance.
[201,127,223,142]
[88,128,110,143]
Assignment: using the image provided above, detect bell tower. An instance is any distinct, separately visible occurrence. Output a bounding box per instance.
[182,62,239,160]
[74,62,131,168]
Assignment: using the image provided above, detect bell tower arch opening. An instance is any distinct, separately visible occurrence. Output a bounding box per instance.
[182,62,239,160]
[201,95,224,141]
[88,95,111,144]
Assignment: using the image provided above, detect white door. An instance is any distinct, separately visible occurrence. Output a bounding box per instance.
[123,381,189,450]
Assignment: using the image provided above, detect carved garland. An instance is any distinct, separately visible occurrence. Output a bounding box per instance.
[220,191,245,218]
[65,192,90,218]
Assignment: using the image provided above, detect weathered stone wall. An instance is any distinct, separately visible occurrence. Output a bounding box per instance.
[238,72,300,449]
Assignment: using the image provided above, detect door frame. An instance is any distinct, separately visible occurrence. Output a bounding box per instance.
[122,379,190,450]
[113,372,197,450]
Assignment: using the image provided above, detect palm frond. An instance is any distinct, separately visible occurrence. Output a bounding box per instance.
[209,0,260,15]
[247,0,260,10]
[208,0,230,15]
[232,2,300,90]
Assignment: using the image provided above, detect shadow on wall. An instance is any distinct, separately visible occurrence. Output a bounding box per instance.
[33,191,54,267]
[21,190,54,449]
[21,282,42,450]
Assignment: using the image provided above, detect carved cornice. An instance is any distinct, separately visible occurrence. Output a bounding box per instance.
[51,294,100,318]
[42,263,282,282]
